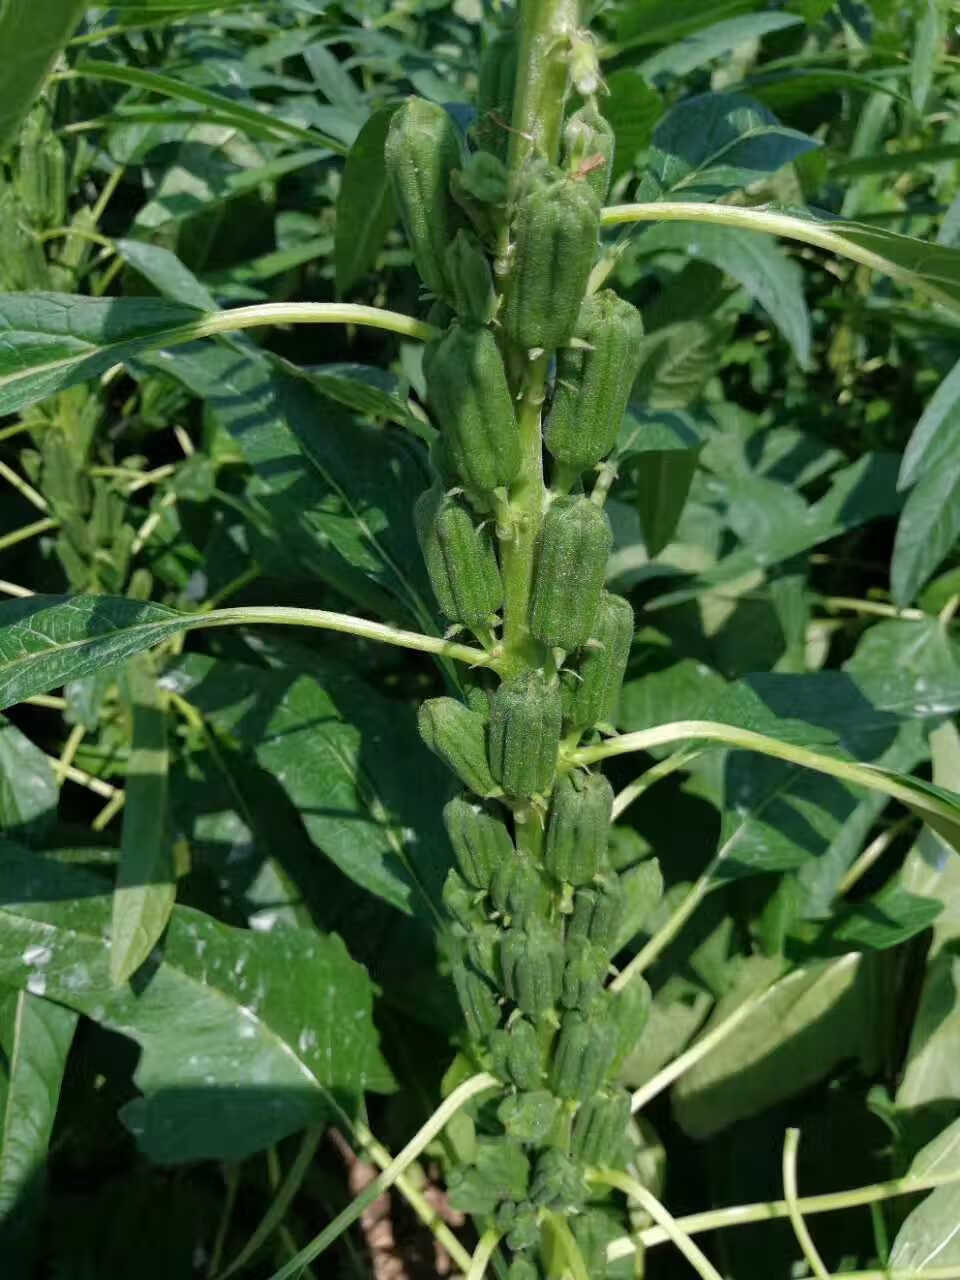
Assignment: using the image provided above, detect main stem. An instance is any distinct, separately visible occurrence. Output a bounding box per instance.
[499,0,579,666]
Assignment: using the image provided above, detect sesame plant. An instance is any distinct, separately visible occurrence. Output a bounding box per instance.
[5,2,960,1279]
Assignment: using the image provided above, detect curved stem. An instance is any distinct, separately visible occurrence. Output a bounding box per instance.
[182,302,437,345]
[543,1210,591,1280]
[607,1166,960,1258]
[600,202,960,312]
[783,1129,831,1280]
[199,605,498,669]
[264,1073,499,1280]
[611,748,702,821]
[588,1169,724,1280]
[466,1229,502,1280]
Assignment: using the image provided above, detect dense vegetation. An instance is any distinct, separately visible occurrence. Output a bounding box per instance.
[3,2,960,1278]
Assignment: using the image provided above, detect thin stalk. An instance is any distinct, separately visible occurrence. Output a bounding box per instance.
[35,225,116,254]
[611,748,703,820]
[608,1165,960,1257]
[264,1073,499,1280]
[543,1210,591,1280]
[600,202,960,313]
[0,517,59,552]
[466,1229,502,1280]
[24,694,66,710]
[92,791,125,830]
[0,580,32,597]
[588,1169,724,1280]
[207,1165,240,1279]
[90,165,126,225]
[55,724,86,786]
[48,757,119,801]
[835,816,915,898]
[783,1129,831,1280]
[822,595,927,621]
[0,459,49,513]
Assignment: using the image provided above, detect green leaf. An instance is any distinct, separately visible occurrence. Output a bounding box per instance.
[73,59,344,152]
[0,716,57,843]
[0,0,86,151]
[603,71,664,183]
[111,657,176,986]
[672,954,875,1137]
[639,93,818,201]
[627,448,700,557]
[0,843,393,1162]
[890,1117,960,1271]
[164,652,451,918]
[891,460,960,606]
[639,14,803,82]
[0,988,77,1224]
[335,106,398,297]
[613,0,758,53]
[637,221,811,364]
[911,0,945,113]
[900,355,960,489]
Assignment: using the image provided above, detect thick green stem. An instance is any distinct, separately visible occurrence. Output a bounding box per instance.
[508,0,580,174]
[500,353,548,662]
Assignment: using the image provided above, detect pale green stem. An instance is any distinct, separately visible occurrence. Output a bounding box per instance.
[467,1229,502,1280]
[0,516,59,552]
[0,580,32,598]
[822,596,927,622]
[24,693,66,710]
[783,1129,831,1280]
[588,1169,724,1280]
[543,1210,591,1280]
[835,815,915,898]
[611,748,703,821]
[198,605,498,670]
[572,720,960,834]
[600,202,960,312]
[218,1129,323,1279]
[264,1073,499,1280]
[0,459,49,512]
[607,1166,960,1258]
[35,225,116,254]
[207,1165,240,1279]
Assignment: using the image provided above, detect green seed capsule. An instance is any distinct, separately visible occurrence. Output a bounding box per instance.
[544,770,614,886]
[507,1257,540,1280]
[570,1089,631,1166]
[529,1149,585,1210]
[419,697,498,797]
[498,1090,561,1144]
[475,30,518,159]
[502,175,601,351]
[550,1008,618,1100]
[488,671,563,797]
[568,874,625,952]
[489,1016,542,1090]
[444,794,514,888]
[448,1139,530,1215]
[500,922,564,1017]
[562,593,634,731]
[467,923,500,981]
[445,230,497,323]
[415,486,503,627]
[451,958,501,1041]
[611,978,652,1070]
[530,498,612,652]
[426,323,520,495]
[563,102,616,204]
[490,856,551,924]
[442,869,485,930]
[384,97,464,298]
[560,937,608,1010]
[545,290,645,475]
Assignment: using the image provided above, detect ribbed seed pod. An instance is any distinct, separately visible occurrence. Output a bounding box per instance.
[445,230,496,323]
[611,977,652,1069]
[560,937,608,1010]
[500,923,564,1017]
[562,593,634,731]
[544,770,614,886]
[418,697,498,797]
[384,98,464,298]
[488,671,563,797]
[530,498,612,651]
[563,102,616,204]
[451,959,501,1041]
[502,175,601,351]
[550,1008,618,1100]
[489,1017,542,1090]
[475,30,518,159]
[442,869,485,930]
[467,923,500,981]
[414,487,503,627]
[570,1089,631,1166]
[497,1090,561,1144]
[490,857,551,924]
[568,874,625,952]
[443,794,514,888]
[426,324,520,494]
[545,290,645,474]
[529,1150,585,1210]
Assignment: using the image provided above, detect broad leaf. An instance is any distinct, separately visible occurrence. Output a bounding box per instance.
[0,988,77,1228]
[0,717,57,843]
[911,0,945,113]
[111,657,176,986]
[603,71,664,183]
[0,843,393,1162]
[639,14,803,82]
[891,459,960,606]
[900,355,960,489]
[335,106,398,296]
[0,1,86,151]
[890,1117,960,1271]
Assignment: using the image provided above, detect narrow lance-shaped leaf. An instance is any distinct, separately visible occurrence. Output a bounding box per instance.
[111,656,176,986]
[336,106,398,297]
[890,1116,960,1271]
[0,843,394,1162]
[0,987,77,1226]
[0,1,86,151]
